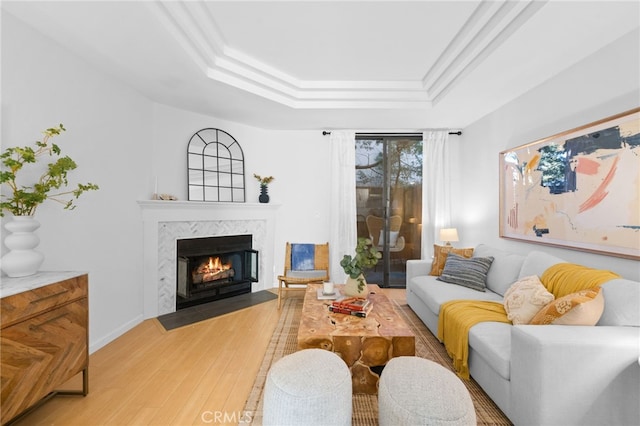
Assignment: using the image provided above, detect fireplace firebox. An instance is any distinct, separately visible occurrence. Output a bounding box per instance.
[176,234,258,310]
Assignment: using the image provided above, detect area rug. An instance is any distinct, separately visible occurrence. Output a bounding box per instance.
[242,294,512,425]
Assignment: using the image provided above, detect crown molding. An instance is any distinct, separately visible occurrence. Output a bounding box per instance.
[423,0,547,104]
[150,0,543,109]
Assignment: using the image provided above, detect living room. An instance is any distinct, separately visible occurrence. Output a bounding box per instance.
[1,1,639,424]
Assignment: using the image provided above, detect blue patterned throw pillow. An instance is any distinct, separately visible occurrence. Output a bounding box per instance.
[291,244,315,271]
[437,253,494,291]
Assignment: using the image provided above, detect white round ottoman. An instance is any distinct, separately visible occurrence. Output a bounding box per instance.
[263,349,352,426]
[378,356,476,426]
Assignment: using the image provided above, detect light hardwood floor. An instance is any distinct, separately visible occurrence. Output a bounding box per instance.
[12,288,406,426]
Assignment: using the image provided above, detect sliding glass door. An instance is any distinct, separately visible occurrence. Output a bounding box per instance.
[355,136,422,287]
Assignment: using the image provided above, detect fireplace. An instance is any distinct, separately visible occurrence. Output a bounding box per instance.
[176,234,258,310]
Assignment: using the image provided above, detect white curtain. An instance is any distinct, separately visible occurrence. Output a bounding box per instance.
[329,131,357,283]
[422,131,452,259]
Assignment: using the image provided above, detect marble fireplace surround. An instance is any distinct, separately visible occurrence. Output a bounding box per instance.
[138,200,279,318]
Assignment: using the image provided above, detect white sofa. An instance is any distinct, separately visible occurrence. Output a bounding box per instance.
[406,244,640,426]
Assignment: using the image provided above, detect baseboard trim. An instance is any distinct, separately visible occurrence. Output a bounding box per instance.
[89,314,144,354]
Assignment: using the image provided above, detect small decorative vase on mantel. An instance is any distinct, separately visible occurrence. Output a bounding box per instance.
[253,174,274,204]
[1,216,45,277]
[259,185,270,203]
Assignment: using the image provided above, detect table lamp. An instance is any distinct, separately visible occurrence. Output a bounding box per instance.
[439,228,459,246]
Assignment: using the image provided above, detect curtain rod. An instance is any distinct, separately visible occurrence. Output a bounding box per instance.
[322,131,462,136]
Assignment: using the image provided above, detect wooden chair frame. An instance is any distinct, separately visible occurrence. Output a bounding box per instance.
[277,242,329,309]
[366,215,405,252]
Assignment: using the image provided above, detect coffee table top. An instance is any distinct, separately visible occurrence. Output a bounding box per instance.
[298,284,414,342]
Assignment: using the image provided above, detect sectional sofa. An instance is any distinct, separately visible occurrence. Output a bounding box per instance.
[406,244,640,425]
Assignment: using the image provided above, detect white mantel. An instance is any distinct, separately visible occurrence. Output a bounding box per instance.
[138,200,280,318]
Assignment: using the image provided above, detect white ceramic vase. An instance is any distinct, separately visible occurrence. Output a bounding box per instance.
[344,274,369,297]
[1,216,44,277]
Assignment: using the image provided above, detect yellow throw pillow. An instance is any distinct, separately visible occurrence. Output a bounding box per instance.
[429,244,474,276]
[529,287,604,325]
[503,275,555,325]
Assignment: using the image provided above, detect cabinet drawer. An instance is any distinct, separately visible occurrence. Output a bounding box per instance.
[1,297,88,423]
[1,274,88,328]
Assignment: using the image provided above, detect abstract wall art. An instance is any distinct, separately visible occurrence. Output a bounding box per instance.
[499,108,640,259]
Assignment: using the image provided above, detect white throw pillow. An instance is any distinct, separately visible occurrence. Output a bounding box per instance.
[503,275,555,325]
[378,230,399,247]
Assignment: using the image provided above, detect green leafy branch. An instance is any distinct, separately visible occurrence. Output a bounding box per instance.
[340,237,382,291]
[0,124,99,217]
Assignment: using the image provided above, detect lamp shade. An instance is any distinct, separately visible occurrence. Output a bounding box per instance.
[439,228,459,244]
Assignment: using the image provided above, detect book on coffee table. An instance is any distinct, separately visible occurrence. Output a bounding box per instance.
[332,297,370,311]
[328,303,374,318]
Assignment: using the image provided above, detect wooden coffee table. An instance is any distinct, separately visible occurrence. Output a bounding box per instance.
[297,284,415,394]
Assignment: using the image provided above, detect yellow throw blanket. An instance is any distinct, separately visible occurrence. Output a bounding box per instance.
[436,263,619,380]
[437,300,510,380]
[541,263,620,298]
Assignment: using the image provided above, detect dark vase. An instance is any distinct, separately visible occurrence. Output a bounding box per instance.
[259,185,270,203]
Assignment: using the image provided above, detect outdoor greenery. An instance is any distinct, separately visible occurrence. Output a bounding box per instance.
[355,138,423,188]
[0,124,99,217]
[340,237,382,291]
[355,138,423,221]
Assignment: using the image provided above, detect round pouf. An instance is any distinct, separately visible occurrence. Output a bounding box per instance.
[263,349,352,426]
[378,356,476,426]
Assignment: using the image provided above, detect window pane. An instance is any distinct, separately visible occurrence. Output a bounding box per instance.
[189,185,204,201]
[187,128,246,202]
[355,137,422,288]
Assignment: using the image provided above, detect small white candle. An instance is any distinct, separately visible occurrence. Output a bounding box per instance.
[323,281,334,294]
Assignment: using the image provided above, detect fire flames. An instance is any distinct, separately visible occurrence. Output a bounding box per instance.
[207,256,230,273]
[193,256,234,284]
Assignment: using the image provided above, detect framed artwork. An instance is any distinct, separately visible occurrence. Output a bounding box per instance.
[499,108,640,259]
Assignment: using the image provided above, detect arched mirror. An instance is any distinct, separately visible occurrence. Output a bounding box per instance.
[187,128,245,202]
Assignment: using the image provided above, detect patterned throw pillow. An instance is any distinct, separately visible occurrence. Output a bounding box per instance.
[436,253,494,291]
[291,244,315,270]
[429,244,474,276]
[503,275,555,325]
[529,287,604,325]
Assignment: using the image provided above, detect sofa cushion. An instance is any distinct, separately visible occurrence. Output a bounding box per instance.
[518,251,567,279]
[503,275,555,325]
[286,270,328,279]
[468,322,512,380]
[378,230,399,247]
[473,244,526,296]
[437,254,494,291]
[530,287,604,325]
[429,244,474,276]
[598,279,640,326]
[409,275,503,317]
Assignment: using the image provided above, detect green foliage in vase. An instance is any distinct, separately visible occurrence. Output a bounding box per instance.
[340,237,382,291]
[0,124,99,217]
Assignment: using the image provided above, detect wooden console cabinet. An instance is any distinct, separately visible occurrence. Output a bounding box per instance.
[1,272,89,425]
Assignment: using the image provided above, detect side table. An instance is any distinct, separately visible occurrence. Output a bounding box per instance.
[1,272,89,425]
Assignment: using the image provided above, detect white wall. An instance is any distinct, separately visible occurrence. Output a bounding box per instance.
[456,28,640,280]
[150,103,332,285]
[1,11,153,352]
